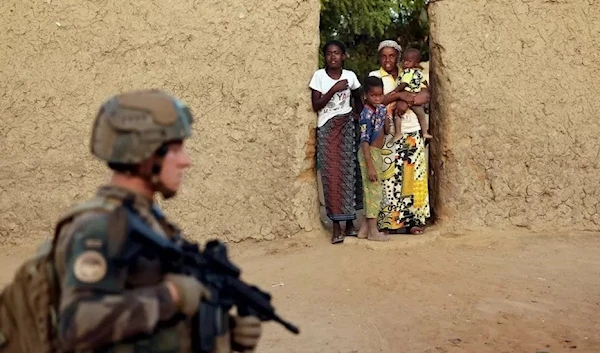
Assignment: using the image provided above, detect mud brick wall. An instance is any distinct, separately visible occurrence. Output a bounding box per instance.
[428,0,600,231]
[0,0,321,244]
[4,0,598,244]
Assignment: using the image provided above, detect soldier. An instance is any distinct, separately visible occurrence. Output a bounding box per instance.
[52,89,262,353]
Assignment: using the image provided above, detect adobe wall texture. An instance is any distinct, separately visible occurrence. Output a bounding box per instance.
[0,0,322,245]
[428,0,600,231]
[3,0,598,245]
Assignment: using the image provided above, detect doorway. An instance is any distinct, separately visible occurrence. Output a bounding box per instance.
[315,0,440,229]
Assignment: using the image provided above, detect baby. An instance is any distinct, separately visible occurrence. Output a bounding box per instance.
[392,48,432,141]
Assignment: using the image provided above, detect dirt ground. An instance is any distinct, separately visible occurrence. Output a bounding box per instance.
[1,227,599,353]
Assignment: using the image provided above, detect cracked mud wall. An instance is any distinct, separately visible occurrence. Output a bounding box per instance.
[428,0,600,231]
[0,0,322,245]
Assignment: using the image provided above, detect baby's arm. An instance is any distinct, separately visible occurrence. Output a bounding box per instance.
[394,82,409,92]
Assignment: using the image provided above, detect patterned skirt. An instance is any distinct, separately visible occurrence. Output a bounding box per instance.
[316,114,363,221]
[377,131,430,230]
[358,147,383,219]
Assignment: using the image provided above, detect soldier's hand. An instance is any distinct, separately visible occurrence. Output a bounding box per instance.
[230,315,262,352]
[164,273,210,316]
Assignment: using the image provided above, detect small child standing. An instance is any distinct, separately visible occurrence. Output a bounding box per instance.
[357,76,390,242]
[392,48,432,141]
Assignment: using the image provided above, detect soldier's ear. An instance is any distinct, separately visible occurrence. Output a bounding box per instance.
[137,155,158,179]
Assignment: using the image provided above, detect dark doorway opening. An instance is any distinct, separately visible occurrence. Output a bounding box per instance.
[315,0,441,229]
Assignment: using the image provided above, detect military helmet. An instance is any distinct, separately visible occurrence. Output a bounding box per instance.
[90,90,193,165]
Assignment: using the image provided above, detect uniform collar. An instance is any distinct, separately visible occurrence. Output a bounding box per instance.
[96,184,154,210]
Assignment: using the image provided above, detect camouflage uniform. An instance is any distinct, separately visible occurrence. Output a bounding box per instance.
[51,90,253,353]
[54,186,193,353]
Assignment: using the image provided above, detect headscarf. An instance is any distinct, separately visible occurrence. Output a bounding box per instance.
[377,40,402,54]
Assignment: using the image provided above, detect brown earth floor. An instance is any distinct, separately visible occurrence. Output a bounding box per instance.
[1,227,599,353]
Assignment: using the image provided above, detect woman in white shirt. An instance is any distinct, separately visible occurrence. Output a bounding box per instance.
[309,40,363,244]
[368,40,431,235]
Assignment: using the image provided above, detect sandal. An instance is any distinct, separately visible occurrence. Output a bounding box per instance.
[345,230,358,237]
[331,233,345,244]
[344,221,358,237]
[409,226,425,235]
[331,226,345,244]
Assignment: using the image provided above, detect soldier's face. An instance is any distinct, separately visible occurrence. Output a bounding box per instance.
[159,141,191,192]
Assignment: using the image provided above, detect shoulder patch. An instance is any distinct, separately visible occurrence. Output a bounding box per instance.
[73,250,107,283]
[66,215,125,291]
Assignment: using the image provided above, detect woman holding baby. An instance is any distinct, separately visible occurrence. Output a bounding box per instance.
[368,40,431,235]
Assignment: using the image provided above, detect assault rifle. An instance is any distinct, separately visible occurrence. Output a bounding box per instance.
[119,202,300,353]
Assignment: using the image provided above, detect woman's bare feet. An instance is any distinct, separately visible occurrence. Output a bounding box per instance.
[367,232,390,242]
[358,217,391,242]
[357,217,368,239]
